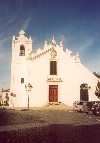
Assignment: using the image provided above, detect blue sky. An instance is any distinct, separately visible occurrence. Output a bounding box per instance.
[0,0,100,94]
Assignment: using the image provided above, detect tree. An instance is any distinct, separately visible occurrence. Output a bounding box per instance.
[95,81,100,99]
[93,72,100,78]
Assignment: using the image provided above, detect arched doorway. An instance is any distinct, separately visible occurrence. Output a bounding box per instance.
[80,83,89,101]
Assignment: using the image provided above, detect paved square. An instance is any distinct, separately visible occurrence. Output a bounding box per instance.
[0,106,100,143]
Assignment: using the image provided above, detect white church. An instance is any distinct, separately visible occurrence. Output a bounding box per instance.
[9,30,99,107]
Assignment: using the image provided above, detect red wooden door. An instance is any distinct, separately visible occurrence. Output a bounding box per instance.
[49,85,58,102]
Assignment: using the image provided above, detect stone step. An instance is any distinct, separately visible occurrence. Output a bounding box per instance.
[44,102,71,109]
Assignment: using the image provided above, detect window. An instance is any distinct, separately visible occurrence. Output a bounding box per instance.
[50,61,57,75]
[21,78,24,83]
[19,45,25,56]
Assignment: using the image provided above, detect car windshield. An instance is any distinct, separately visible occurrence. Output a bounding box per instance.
[87,102,93,107]
[77,102,84,105]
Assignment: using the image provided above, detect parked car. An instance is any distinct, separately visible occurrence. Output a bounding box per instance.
[91,103,100,116]
[91,101,100,105]
[81,101,94,114]
[73,101,84,112]
[91,104,98,115]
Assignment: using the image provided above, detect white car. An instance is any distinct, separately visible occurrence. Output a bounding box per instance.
[73,101,84,112]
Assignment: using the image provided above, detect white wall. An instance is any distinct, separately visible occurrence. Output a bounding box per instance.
[10,31,100,107]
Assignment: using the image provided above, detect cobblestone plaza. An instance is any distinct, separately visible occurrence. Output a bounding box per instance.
[0,105,100,143]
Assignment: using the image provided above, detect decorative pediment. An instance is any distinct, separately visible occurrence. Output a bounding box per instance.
[19,30,25,35]
[26,47,53,61]
[47,76,63,82]
[66,48,72,57]
[51,36,56,47]
[75,52,80,63]
[13,30,32,42]
[50,48,57,59]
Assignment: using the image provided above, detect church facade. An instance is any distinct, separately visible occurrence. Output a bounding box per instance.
[9,30,99,107]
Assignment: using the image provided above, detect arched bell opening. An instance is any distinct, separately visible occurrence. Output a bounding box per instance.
[19,45,25,56]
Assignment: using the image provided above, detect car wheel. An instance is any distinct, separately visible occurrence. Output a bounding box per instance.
[89,111,92,115]
[86,110,90,114]
[94,113,97,116]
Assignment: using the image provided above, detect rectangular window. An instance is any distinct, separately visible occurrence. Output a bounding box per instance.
[50,61,57,75]
[21,78,24,83]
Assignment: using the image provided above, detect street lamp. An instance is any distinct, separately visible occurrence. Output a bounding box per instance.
[25,83,33,108]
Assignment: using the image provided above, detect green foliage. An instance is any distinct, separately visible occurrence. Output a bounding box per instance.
[93,72,100,78]
[95,81,100,99]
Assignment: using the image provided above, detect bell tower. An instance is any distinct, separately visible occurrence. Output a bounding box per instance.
[10,30,32,107]
[12,30,32,61]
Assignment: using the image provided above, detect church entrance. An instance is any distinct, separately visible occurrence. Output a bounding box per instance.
[49,85,58,102]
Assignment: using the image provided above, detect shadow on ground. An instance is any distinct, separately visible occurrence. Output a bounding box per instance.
[0,123,100,143]
[0,108,41,126]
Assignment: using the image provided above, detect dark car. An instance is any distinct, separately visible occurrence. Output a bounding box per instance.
[91,104,98,115]
[73,101,84,112]
[81,101,94,114]
[91,101,100,105]
[91,103,100,116]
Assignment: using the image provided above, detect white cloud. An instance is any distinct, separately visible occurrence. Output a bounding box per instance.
[72,37,100,73]
[22,17,31,31]
[77,37,95,54]
[31,36,45,52]
[60,35,66,43]
[68,37,95,57]
[84,56,100,73]
[0,51,11,95]
[0,73,10,95]
[0,36,12,46]
[0,36,11,94]
[6,17,16,25]
[60,35,99,73]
